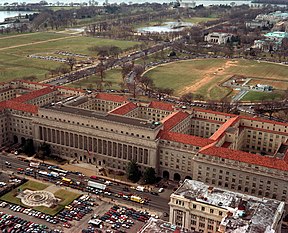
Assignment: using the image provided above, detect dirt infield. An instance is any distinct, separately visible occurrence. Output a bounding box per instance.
[178,60,239,95]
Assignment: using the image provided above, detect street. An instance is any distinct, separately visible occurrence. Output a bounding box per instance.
[0,153,170,214]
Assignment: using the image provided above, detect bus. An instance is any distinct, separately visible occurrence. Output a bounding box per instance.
[62,177,72,185]
[38,171,52,179]
[29,162,40,168]
[50,167,68,176]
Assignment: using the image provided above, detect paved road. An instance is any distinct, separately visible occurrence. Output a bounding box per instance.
[0,153,170,213]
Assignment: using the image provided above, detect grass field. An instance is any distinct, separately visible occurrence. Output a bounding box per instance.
[68,68,123,90]
[0,180,80,216]
[0,32,140,81]
[144,59,288,101]
[182,17,219,24]
[241,91,283,102]
[0,32,68,49]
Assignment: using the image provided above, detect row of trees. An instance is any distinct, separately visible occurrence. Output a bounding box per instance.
[126,160,157,184]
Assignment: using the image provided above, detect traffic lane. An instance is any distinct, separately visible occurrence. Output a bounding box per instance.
[1,155,170,212]
[108,185,169,210]
[92,192,169,213]
[0,154,30,171]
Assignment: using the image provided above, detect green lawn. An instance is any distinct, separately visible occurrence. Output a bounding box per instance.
[182,17,219,24]
[0,180,80,216]
[33,189,80,215]
[68,68,123,90]
[241,91,283,102]
[145,59,288,101]
[144,59,226,96]
[0,32,140,81]
[0,32,68,49]
[224,60,288,81]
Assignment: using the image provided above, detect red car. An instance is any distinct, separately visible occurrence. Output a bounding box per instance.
[63,222,72,228]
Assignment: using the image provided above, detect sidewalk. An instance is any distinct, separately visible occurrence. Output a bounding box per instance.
[60,163,139,188]
[17,154,142,188]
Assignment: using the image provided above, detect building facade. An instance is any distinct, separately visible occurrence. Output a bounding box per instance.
[0,80,287,204]
[169,179,285,233]
[204,32,232,45]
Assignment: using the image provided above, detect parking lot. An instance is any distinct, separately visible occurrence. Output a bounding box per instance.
[0,153,166,232]
[82,201,152,233]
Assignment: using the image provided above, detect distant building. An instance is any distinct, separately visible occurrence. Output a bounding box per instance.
[179,0,196,8]
[169,179,285,233]
[272,21,288,32]
[204,32,232,45]
[251,84,273,92]
[256,11,288,24]
[253,31,288,51]
[264,31,288,40]
[245,20,270,29]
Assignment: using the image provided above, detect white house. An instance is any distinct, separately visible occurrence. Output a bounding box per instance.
[204,32,232,45]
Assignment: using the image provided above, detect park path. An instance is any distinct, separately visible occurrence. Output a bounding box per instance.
[0,34,81,51]
[43,184,60,193]
[0,32,42,40]
[178,60,239,96]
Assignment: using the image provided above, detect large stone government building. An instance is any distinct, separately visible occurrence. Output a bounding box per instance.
[0,80,287,203]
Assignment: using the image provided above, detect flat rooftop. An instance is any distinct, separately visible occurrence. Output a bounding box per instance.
[139,218,195,233]
[264,31,288,38]
[44,103,161,129]
[173,179,284,233]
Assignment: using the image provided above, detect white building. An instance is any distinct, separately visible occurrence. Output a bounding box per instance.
[179,0,196,8]
[245,20,270,29]
[256,11,288,24]
[169,179,285,233]
[204,32,232,45]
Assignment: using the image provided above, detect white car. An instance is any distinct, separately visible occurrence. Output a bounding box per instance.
[158,188,164,193]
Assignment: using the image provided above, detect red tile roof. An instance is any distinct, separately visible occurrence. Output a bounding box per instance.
[200,146,288,171]
[284,151,288,163]
[193,108,236,117]
[0,100,38,114]
[21,80,51,87]
[109,102,138,115]
[95,93,127,103]
[161,111,190,131]
[57,86,85,93]
[210,116,239,141]
[12,87,55,103]
[240,115,288,126]
[148,101,174,111]
[160,131,214,147]
[21,80,85,93]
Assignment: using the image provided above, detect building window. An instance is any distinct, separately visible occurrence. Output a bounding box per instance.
[191,220,196,226]
[199,223,205,228]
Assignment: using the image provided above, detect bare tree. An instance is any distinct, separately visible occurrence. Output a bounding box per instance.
[139,76,154,96]
[121,62,134,81]
[66,57,76,71]
[180,92,194,104]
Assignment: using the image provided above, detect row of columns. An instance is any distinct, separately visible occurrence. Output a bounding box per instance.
[39,126,149,165]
